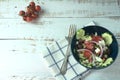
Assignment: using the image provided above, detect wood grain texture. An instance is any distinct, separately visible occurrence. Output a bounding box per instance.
[0,0,120,80]
[0,0,120,18]
[0,18,120,39]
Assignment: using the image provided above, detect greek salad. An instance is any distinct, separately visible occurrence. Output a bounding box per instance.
[75,28,113,68]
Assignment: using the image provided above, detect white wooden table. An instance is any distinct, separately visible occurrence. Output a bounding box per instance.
[0,0,120,80]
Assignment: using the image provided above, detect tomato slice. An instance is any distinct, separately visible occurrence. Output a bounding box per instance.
[84,41,94,50]
[92,36,102,42]
[84,50,91,59]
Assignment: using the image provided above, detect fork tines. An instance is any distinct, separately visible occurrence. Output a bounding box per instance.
[68,24,76,37]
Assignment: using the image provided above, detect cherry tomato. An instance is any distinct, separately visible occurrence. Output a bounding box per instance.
[84,50,91,59]
[19,10,25,16]
[26,17,33,22]
[35,5,41,12]
[19,1,41,22]
[30,1,35,7]
[23,16,27,21]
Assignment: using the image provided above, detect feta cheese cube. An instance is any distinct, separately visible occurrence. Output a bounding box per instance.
[95,48,100,53]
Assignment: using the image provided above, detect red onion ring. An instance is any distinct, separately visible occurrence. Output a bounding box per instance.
[77,49,96,65]
[90,41,103,58]
[77,40,104,66]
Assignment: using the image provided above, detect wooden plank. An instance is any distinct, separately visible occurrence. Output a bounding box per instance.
[0,18,120,39]
[0,40,37,54]
[0,0,120,18]
[0,51,53,80]
[0,39,54,55]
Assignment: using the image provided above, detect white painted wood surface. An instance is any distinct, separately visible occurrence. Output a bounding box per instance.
[0,0,120,80]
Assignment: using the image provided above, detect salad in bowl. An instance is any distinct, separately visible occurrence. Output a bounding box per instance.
[71,26,118,69]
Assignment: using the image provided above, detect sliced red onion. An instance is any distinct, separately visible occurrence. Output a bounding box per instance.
[76,40,104,66]
[90,41,103,58]
[77,49,96,65]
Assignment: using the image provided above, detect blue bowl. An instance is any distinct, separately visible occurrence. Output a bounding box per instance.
[71,25,119,69]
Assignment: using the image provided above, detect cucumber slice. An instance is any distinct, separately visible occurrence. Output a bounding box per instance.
[84,35,92,41]
[102,32,113,45]
[76,29,85,39]
[102,58,113,67]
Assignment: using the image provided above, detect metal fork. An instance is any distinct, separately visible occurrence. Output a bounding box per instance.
[60,24,76,75]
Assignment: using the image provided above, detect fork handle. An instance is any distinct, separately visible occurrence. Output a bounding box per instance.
[60,44,70,75]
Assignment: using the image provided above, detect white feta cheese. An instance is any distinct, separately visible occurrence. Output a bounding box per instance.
[95,48,100,53]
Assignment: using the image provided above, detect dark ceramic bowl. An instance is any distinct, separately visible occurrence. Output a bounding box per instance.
[71,25,118,69]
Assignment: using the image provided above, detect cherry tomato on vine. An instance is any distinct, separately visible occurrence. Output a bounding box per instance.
[26,17,33,22]
[30,1,35,7]
[35,5,41,12]
[19,1,41,22]
[19,10,25,16]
